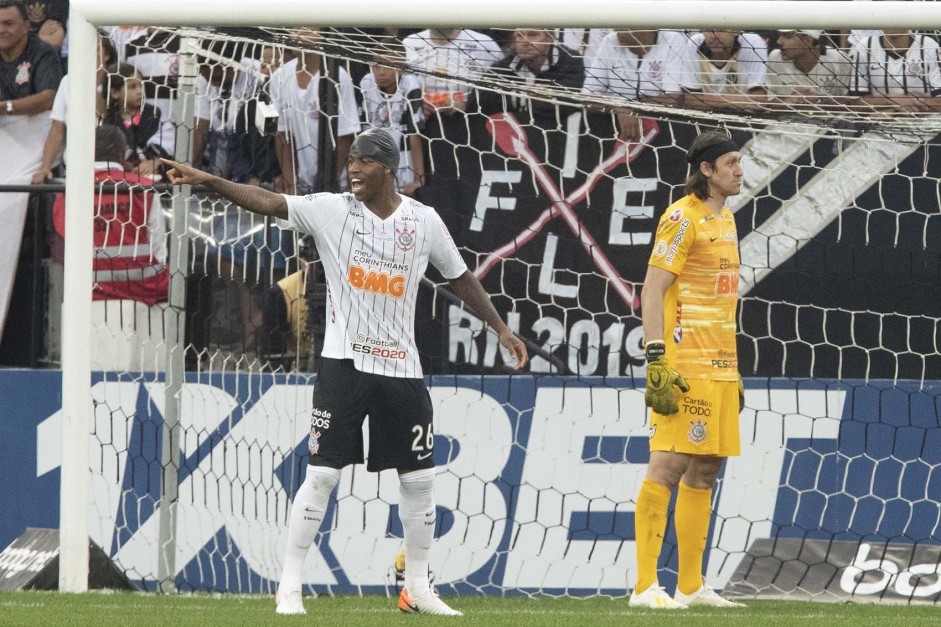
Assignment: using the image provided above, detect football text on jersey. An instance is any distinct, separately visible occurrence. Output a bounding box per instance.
[351,343,407,359]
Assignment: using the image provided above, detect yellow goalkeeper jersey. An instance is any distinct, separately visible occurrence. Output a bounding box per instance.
[648,194,740,381]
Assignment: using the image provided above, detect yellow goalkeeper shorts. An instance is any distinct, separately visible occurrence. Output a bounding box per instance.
[648,378,740,457]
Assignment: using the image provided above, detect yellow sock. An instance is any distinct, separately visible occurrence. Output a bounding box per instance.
[675,481,713,595]
[633,479,672,594]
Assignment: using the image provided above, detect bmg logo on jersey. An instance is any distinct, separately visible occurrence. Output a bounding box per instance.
[348,265,406,298]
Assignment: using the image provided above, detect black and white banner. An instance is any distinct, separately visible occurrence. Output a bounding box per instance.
[414,111,941,380]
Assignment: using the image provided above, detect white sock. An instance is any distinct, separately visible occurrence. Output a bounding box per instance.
[398,468,436,594]
[278,465,340,595]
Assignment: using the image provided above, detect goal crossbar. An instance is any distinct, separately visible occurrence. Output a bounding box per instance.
[71,0,941,30]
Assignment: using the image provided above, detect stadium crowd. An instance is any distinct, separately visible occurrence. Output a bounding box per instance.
[2,0,940,368]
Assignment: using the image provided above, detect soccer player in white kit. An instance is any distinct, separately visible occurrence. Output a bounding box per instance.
[161,128,528,616]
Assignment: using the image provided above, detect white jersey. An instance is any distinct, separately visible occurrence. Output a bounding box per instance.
[269,58,360,191]
[51,74,67,122]
[286,192,467,378]
[849,34,941,96]
[196,58,264,133]
[359,72,423,188]
[195,59,266,174]
[559,28,613,70]
[403,29,503,96]
[767,47,852,97]
[103,26,150,63]
[582,30,698,99]
[688,31,767,94]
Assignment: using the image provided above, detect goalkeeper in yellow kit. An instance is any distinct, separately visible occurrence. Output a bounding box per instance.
[630,131,747,610]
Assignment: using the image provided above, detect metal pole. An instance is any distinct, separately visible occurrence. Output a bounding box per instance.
[157,35,198,594]
[59,12,97,593]
[30,193,45,367]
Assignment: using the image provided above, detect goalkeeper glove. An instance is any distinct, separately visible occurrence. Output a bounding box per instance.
[738,374,745,414]
[644,341,689,415]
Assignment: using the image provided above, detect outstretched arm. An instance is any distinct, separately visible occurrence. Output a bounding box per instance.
[160,158,288,220]
[448,270,528,370]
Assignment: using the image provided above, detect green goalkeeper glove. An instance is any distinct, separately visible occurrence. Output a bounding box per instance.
[738,374,745,414]
[644,341,690,415]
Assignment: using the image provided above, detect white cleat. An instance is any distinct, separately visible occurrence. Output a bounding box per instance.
[674,584,745,608]
[398,585,463,616]
[628,584,688,609]
[275,590,306,615]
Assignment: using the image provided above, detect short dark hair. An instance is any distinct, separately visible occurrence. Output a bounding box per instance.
[371,42,407,65]
[95,124,128,163]
[105,62,139,93]
[0,0,28,22]
[97,29,118,68]
[684,130,737,201]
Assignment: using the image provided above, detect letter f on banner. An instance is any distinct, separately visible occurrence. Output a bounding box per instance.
[480,113,659,310]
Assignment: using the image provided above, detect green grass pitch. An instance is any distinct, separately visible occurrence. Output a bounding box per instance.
[1,590,938,626]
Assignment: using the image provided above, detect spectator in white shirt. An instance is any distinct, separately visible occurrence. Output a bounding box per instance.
[359,53,425,195]
[689,30,767,95]
[582,29,697,142]
[191,41,274,179]
[402,28,503,215]
[848,28,941,112]
[403,28,503,117]
[767,29,853,104]
[558,27,612,73]
[268,29,360,194]
[32,29,117,183]
[102,25,148,63]
[679,30,768,112]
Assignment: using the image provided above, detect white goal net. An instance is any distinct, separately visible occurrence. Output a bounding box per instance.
[57,14,941,602]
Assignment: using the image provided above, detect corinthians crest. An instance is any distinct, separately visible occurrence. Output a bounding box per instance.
[688,418,707,445]
[14,61,31,86]
[395,225,416,252]
[25,2,46,24]
[308,428,322,455]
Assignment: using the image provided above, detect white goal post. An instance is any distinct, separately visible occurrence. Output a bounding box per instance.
[59,0,941,593]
